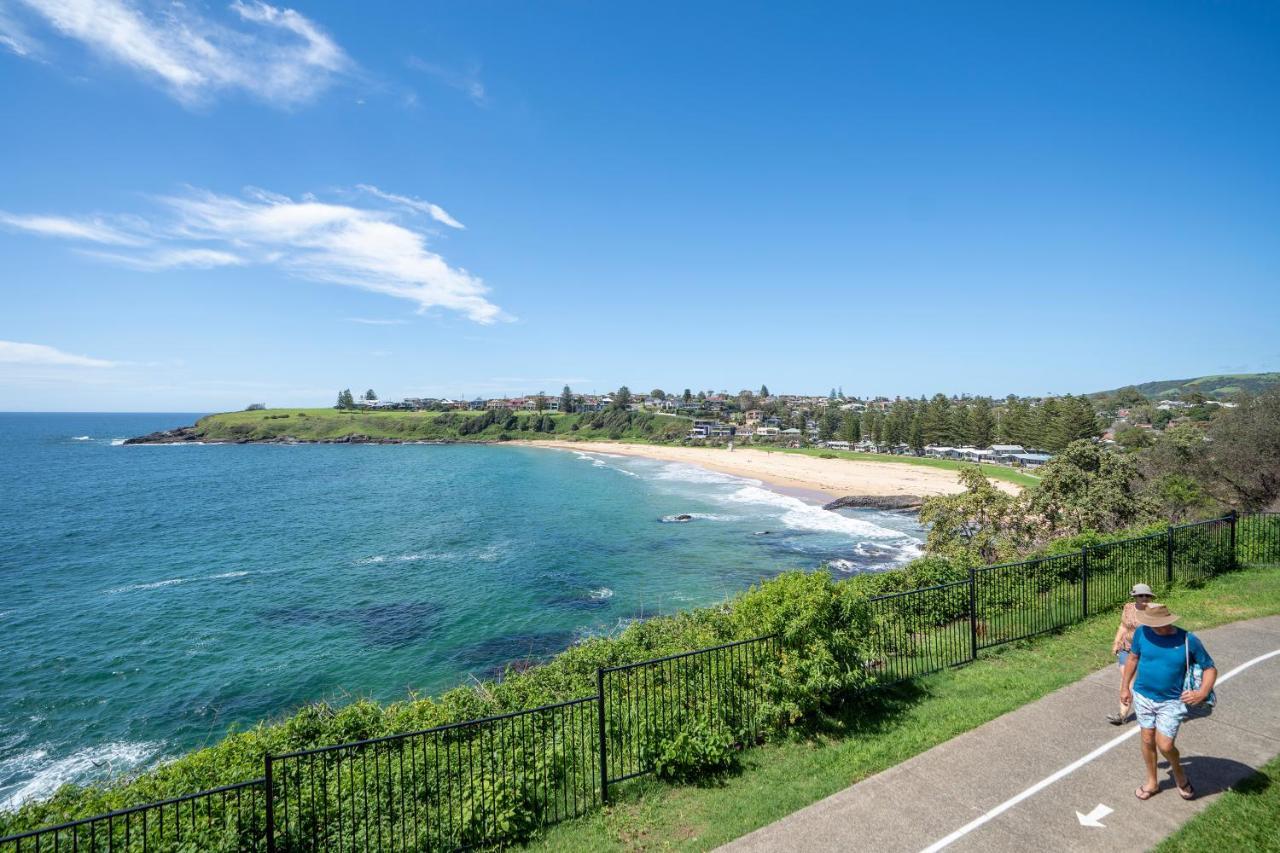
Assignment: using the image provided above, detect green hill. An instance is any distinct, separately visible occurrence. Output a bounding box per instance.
[130,407,692,444]
[1092,372,1280,401]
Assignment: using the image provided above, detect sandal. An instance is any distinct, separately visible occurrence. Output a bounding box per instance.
[1135,785,1158,801]
[1106,713,1124,725]
[1176,780,1195,800]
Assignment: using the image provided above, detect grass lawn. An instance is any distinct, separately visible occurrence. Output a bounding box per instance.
[1153,752,1280,852]
[752,445,1041,489]
[530,564,1280,851]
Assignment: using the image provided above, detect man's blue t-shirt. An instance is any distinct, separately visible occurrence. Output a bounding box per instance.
[1131,626,1215,702]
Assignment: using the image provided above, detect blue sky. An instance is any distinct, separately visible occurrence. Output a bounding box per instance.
[1,1,1278,410]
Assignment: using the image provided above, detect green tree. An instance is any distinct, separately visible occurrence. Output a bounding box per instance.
[1026,440,1153,537]
[1196,390,1280,510]
[336,389,355,409]
[922,394,954,445]
[997,396,1033,446]
[612,386,632,410]
[650,388,666,400]
[968,398,995,447]
[1115,426,1155,450]
[682,388,693,406]
[920,467,1026,565]
[364,389,378,401]
[559,385,574,414]
[1048,395,1102,450]
[759,384,770,398]
[909,412,925,453]
[534,391,547,412]
[840,412,860,443]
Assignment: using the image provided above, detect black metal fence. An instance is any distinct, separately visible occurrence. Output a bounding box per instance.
[268,696,599,852]
[598,635,778,797]
[864,513,1251,687]
[5,512,1280,851]
[0,779,265,852]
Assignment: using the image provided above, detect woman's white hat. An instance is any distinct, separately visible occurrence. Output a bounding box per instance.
[1130,583,1154,597]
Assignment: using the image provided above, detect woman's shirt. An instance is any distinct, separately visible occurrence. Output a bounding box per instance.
[1118,602,1141,651]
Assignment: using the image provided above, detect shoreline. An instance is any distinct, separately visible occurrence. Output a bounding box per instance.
[512,440,1022,499]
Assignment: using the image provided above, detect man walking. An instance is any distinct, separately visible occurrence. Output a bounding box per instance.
[1119,603,1217,801]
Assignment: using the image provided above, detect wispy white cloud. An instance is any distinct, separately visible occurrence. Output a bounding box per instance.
[5,186,506,324]
[8,0,349,106]
[0,340,117,368]
[346,317,408,325]
[0,211,144,245]
[85,247,247,269]
[407,56,487,105]
[0,5,39,57]
[356,184,465,229]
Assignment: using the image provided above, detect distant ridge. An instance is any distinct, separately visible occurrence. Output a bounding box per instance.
[1091,372,1280,400]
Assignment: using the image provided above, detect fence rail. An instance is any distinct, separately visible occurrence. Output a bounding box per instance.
[6,512,1280,852]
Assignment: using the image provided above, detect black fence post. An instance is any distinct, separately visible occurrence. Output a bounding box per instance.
[596,667,609,805]
[1166,526,1175,586]
[264,753,276,853]
[1081,546,1089,619]
[968,567,978,661]
[1229,510,1239,569]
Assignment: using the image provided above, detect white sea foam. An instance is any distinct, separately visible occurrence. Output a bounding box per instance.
[589,587,614,600]
[109,438,126,446]
[828,558,859,573]
[210,571,249,579]
[660,512,733,523]
[717,485,906,538]
[106,577,187,594]
[0,741,162,811]
[71,435,91,441]
[651,462,760,487]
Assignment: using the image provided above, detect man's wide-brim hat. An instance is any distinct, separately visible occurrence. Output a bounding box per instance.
[1136,603,1180,627]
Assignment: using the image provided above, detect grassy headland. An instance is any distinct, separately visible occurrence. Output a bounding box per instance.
[162,407,691,443]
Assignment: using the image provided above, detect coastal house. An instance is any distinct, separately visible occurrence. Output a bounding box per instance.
[1010,452,1053,468]
[744,409,763,424]
[824,440,851,450]
[754,426,781,439]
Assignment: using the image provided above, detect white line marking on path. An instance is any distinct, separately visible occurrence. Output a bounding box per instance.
[919,646,1280,853]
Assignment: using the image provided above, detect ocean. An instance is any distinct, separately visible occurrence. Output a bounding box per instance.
[0,412,923,809]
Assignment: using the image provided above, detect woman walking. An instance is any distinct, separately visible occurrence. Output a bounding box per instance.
[1119,603,1217,801]
[1108,583,1154,724]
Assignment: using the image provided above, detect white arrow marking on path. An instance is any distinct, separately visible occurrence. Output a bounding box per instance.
[1076,803,1113,828]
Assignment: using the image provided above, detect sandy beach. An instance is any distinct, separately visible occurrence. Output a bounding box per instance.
[517,441,1022,499]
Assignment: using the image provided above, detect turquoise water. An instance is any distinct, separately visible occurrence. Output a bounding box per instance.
[0,413,923,808]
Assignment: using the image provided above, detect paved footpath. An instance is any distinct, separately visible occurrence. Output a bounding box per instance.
[721,615,1280,853]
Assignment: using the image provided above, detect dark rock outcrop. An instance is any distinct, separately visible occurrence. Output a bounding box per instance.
[123,426,202,444]
[822,494,924,511]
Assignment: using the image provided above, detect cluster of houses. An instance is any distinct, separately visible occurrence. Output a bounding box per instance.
[352,391,868,415]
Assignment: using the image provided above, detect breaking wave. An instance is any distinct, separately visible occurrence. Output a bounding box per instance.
[0,741,162,811]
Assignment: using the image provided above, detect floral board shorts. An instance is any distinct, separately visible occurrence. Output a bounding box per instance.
[1132,691,1187,739]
